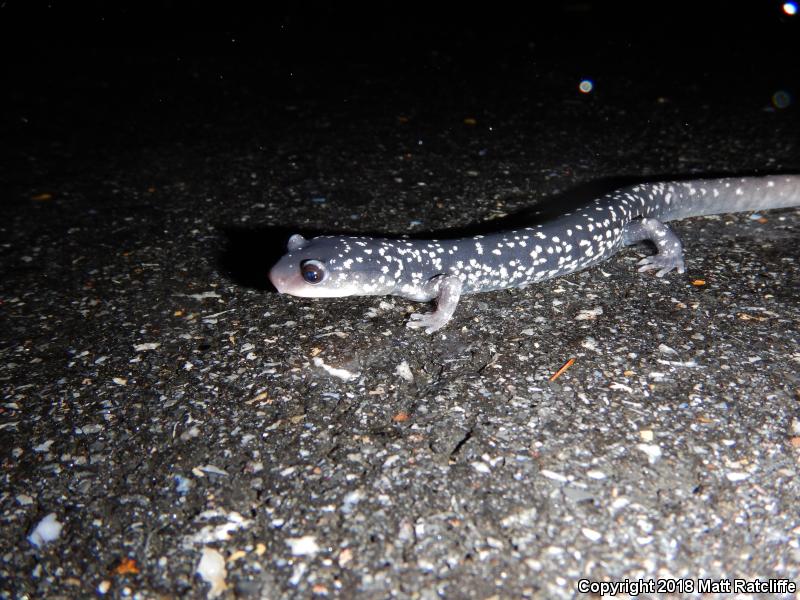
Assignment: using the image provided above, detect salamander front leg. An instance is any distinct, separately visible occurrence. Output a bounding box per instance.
[406,275,463,334]
[622,217,686,277]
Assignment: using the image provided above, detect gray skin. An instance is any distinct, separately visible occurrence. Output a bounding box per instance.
[269,175,800,333]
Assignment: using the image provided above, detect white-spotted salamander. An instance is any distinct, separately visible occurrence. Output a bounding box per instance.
[270,176,800,333]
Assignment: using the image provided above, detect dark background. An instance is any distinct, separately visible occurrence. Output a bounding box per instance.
[2,2,799,222]
[2,1,799,163]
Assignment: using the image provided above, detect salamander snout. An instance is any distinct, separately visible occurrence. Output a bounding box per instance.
[268,263,295,294]
[269,234,397,298]
[269,257,351,298]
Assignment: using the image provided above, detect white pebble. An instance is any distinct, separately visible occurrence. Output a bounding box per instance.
[582,527,603,542]
[196,547,227,598]
[133,342,160,352]
[575,307,603,321]
[395,360,414,382]
[471,461,491,474]
[540,469,568,482]
[28,513,62,547]
[312,357,360,381]
[286,535,320,556]
[637,443,662,463]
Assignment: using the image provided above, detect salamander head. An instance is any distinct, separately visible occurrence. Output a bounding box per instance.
[269,234,398,298]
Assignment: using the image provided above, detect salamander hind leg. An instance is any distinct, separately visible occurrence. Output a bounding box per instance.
[622,217,686,277]
[406,275,463,334]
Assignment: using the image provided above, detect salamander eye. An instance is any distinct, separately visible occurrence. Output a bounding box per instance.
[300,260,326,284]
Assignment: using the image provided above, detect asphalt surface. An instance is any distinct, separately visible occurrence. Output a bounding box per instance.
[2,13,800,600]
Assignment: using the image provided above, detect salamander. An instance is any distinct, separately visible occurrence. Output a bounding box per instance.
[269,175,800,333]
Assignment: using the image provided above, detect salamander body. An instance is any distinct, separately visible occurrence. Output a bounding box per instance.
[269,176,800,332]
